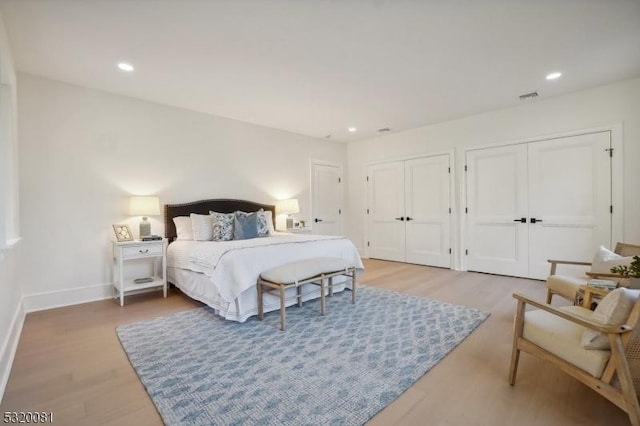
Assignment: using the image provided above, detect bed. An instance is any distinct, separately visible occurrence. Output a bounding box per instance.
[164,199,364,322]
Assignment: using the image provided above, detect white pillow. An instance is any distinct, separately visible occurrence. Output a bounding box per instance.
[581,288,639,350]
[590,245,633,274]
[173,216,193,240]
[190,213,213,241]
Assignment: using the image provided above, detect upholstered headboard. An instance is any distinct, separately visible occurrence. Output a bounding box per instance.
[164,199,276,242]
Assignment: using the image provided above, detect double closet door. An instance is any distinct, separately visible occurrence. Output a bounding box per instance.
[368,154,451,267]
[466,131,612,280]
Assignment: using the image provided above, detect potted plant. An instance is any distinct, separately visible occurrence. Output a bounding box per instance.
[611,256,640,289]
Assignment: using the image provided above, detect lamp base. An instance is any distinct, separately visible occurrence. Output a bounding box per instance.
[139,217,151,238]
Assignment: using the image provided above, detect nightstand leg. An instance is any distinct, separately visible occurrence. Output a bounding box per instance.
[119,257,124,307]
[162,246,167,298]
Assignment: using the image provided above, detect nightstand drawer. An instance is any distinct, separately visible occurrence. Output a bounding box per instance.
[122,244,163,258]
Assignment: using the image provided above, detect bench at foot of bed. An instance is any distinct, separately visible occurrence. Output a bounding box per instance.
[257,257,356,331]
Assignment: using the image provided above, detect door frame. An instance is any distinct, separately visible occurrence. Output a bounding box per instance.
[310,159,344,235]
[364,150,456,267]
[459,123,623,272]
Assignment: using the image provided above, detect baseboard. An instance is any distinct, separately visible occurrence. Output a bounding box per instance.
[0,299,25,404]
[22,283,114,313]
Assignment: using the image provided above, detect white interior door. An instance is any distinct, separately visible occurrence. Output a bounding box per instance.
[311,163,342,235]
[404,155,451,267]
[368,161,405,262]
[466,145,529,277]
[527,132,612,279]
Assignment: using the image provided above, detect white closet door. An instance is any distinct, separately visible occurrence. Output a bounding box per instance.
[404,155,451,267]
[311,163,342,236]
[466,145,529,277]
[368,161,405,261]
[528,132,612,279]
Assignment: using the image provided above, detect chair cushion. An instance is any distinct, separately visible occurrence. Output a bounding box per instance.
[523,306,610,378]
[261,257,352,284]
[582,288,640,350]
[546,275,588,301]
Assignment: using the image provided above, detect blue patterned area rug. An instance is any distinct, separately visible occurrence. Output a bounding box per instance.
[117,286,489,425]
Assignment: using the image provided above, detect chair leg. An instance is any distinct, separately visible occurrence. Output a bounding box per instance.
[509,299,526,385]
[546,290,553,304]
[609,334,640,426]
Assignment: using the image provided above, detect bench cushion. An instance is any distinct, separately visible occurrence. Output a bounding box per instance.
[260,257,352,284]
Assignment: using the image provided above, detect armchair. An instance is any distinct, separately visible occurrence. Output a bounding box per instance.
[509,290,640,425]
[546,242,640,304]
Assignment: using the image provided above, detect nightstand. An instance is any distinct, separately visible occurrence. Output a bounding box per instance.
[286,227,312,234]
[112,239,167,306]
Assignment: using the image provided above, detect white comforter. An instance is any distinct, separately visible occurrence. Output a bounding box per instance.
[167,233,364,320]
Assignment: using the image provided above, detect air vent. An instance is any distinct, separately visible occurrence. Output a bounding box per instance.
[325,135,332,139]
[377,128,391,133]
[519,91,539,100]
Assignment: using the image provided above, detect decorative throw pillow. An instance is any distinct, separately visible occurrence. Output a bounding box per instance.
[590,245,633,274]
[256,209,272,237]
[173,216,193,240]
[190,213,213,241]
[210,211,234,241]
[581,288,638,350]
[233,211,259,240]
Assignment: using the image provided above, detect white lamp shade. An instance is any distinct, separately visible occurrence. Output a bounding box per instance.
[129,196,160,216]
[276,198,300,215]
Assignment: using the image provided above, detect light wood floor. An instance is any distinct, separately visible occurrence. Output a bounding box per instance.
[1,259,628,425]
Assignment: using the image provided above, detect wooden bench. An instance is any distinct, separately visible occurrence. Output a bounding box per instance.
[257,257,356,330]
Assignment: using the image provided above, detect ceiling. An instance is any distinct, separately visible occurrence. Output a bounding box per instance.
[1,1,639,142]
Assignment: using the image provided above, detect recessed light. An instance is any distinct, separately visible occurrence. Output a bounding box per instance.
[118,62,134,72]
[348,127,357,132]
[546,72,562,80]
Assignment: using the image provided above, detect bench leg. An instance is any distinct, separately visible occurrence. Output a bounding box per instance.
[351,268,356,304]
[297,283,302,307]
[280,285,286,331]
[257,280,264,320]
[329,276,333,297]
[320,276,326,316]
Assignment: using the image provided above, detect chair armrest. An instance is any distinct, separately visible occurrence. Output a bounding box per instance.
[547,259,592,275]
[547,260,592,266]
[585,272,624,279]
[512,292,631,334]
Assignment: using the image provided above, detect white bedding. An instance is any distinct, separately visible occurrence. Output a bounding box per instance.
[167,232,364,322]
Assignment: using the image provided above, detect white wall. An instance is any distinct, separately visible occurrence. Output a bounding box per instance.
[17,73,346,307]
[347,77,640,258]
[0,10,23,403]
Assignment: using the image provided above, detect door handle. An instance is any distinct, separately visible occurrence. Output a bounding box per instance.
[530,218,543,223]
[394,217,405,221]
[314,218,323,223]
[513,218,526,223]
[406,217,414,221]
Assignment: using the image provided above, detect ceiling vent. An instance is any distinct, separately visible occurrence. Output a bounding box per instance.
[519,91,539,101]
[377,128,391,133]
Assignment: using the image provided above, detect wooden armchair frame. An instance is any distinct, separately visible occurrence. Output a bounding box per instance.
[510,292,640,425]
[546,242,640,304]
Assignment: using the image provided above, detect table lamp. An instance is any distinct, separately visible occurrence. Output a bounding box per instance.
[129,196,160,238]
[276,198,299,230]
